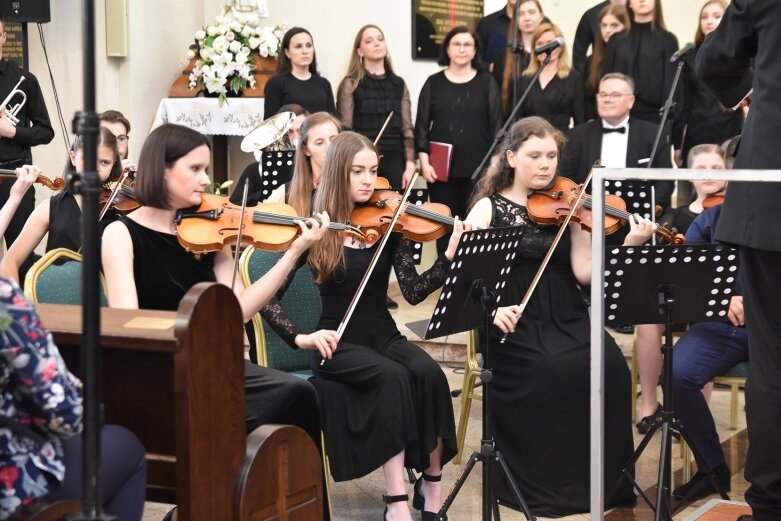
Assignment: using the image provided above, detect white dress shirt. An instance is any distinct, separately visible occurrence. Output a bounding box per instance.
[600,116,630,169]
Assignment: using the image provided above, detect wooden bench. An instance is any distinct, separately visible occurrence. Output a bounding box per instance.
[35,282,322,521]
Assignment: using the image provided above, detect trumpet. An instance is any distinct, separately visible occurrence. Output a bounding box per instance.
[0,76,26,126]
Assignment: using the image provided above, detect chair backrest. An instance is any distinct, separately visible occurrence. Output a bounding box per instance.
[240,246,321,372]
[23,248,108,306]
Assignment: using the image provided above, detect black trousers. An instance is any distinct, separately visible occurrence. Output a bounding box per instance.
[740,247,781,521]
[427,177,474,255]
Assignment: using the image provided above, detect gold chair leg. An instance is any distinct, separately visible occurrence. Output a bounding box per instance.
[681,438,692,484]
[454,371,478,465]
[630,331,638,422]
[730,382,739,430]
[321,431,333,520]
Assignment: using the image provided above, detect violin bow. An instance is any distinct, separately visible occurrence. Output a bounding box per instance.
[99,170,129,221]
[325,171,420,364]
[500,167,596,343]
[230,180,250,292]
[374,111,394,146]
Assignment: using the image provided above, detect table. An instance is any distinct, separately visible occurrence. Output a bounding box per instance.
[152,97,266,183]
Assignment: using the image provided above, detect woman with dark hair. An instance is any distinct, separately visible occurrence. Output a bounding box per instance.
[673,0,742,171]
[337,24,415,189]
[262,131,468,520]
[0,127,123,282]
[466,117,650,516]
[512,22,585,132]
[584,4,630,120]
[263,27,336,117]
[600,0,679,124]
[414,25,501,255]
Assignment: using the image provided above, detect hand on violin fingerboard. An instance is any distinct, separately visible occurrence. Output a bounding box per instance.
[289,211,330,255]
[444,217,473,261]
[623,214,656,246]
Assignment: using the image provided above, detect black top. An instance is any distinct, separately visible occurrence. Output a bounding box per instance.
[601,23,680,124]
[673,45,743,154]
[476,6,511,65]
[660,204,698,236]
[0,60,54,164]
[118,215,216,311]
[513,70,585,132]
[573,1,610,77]
[262,235,448,349]
[491,49,532,90]
[46,191,118,252]
[414,70,502,179]
[263,72,336,117]
[231,162,265,206]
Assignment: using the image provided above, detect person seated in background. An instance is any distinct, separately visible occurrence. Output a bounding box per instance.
[100,109,136,174]
[669,201,748,500]
[230,104,310,206]
[0,277,146,521]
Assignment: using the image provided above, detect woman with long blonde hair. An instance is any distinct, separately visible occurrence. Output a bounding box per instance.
[262,131,470,520]
[337,24,415,189]
[512,22,584,132]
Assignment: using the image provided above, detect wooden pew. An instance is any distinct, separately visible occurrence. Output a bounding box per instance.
[36,282,322,521]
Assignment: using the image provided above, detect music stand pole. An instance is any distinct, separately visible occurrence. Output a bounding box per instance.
[471,53,553,182]
[70,1,115,520]
[510,0,522,109]
[647,58,685,170]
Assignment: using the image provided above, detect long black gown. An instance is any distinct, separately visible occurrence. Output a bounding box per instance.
[262,235,458,481]
[487,195,635,517]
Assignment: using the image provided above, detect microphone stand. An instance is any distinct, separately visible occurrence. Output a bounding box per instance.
[647,57,685,169]
[70,1,116,520]
[509,0,523,109]
[471,52,553,181]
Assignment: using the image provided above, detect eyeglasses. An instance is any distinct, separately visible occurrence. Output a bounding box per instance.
[116,135,129,143]
[597,92,630,100]
[449,42,475,49]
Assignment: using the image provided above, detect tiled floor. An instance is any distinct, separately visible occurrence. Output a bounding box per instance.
[142,283,750,520]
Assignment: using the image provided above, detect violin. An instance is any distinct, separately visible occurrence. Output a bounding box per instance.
[702,194,725,210]
[100,179,140,214]
[0,168,65,191]
[526,176,685,244]
[175,193,366,253]
[351,184,454,244]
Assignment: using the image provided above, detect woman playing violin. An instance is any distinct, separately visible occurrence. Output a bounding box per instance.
[464,117,653,516]
[262,131,470,521]
[0,127,122,282]
[101,123,331,518]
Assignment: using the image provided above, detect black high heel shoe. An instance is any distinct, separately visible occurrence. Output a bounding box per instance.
[412,473,447,521]
[382,493,408,520]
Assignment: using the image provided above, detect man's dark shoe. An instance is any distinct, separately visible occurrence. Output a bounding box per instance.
[672,462,731,500]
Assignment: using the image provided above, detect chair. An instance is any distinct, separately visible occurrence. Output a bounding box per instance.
[239,246,320,379]
[454,330,481,465]
[23,248,108,306]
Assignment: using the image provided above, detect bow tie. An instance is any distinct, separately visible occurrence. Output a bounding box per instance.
[603,126,627,134]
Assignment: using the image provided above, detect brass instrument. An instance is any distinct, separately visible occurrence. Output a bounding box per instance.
[0,76,27,126]
[240,111,295,153]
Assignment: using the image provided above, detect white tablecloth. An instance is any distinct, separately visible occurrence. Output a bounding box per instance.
[152,98,266,136]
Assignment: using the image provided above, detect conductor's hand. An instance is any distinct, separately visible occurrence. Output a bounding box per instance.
[727,296,744,327]
[493,305,523,334]
[444,216,473,261]
[10,165,40,199]
[623,214,655,246]
[421,163,437,184]
[295,329,340,359]
[0,110,16,139]
[290,211,330,255]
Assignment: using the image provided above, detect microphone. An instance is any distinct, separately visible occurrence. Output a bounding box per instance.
[533,37,565,56]
[670,42,695,63]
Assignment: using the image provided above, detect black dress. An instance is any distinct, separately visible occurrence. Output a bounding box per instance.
[47,191,120,252]
[263,72,336,117]
[115,215,322,439]
[262,235,458,481]
[487,195,635,516]
[513,70,585,132]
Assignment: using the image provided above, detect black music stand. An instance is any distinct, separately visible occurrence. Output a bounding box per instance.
[604,180,656,220]
[423,227,536,521]
[258,149,295,200]
[604,244,738,521]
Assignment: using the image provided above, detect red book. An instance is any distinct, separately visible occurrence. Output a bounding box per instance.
[429,141,453,182]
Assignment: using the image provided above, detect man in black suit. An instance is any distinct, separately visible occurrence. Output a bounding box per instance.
[697,1,781,519]
[558,72,673,211]
[476,0,515,68]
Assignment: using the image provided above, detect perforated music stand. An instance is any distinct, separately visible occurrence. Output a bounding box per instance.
[604,244,738,521]
[424,226,537,521]
[604,180,656,220]
[258,150,295,200]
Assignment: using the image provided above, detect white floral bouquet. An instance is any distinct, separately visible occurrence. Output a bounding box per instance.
[187,14,285,104]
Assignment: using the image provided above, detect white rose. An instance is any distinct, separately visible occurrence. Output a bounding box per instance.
[229,40,242,53]
[212,35,229,54]
[248,36,261,50]
[218,24,229,35]
[235,51,249,65]
[194,29,206,40]
[230,21,243,32]
[206,24,218,36]
[241,26,252,38]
